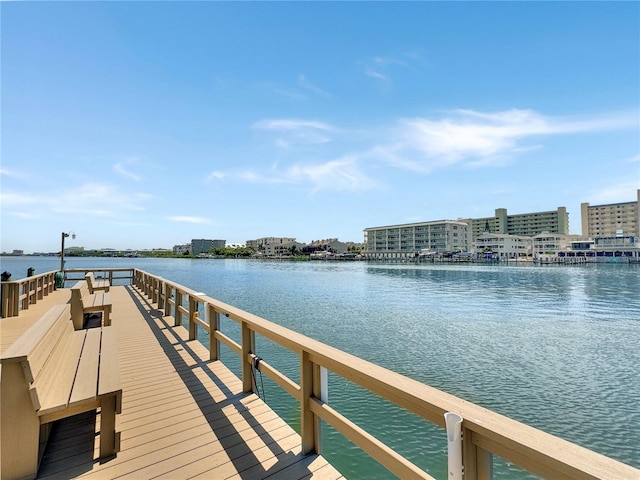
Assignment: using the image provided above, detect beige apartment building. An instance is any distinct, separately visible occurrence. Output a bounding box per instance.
[475,233,533,259]
[247,237,298,256]
[460,207,569,242]
[363,220,470,260]
[580,189,640,239]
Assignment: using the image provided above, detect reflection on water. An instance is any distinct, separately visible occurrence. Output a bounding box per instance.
[3,257,639,478]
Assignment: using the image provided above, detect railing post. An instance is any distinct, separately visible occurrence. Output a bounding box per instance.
[20,281,29,311]
[188,297,197,341]
[164,284,172,317]
[208,305,219,361]
[241,321,253,393]
[157,281,165,310]
[151,278,158,303]
[174,290,182,327]
[300,351,317,454]
[463,428,493,480]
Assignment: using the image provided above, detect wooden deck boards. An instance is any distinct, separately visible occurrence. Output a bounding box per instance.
[23,285,344,480]
[0,289,71,353]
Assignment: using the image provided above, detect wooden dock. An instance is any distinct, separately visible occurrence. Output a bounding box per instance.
[3,268,640,480]
[1,285,344,480]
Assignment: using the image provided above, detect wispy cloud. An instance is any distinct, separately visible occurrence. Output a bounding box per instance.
[286,155,377,193]
[2,182,153,218]
[362,53,419,86]
[298,74,330,97]
[167,216,211,224]
[221,155,377,194]
[254,118,335,147]
[216,108,637,195]
[206,171,226,182]
[588,181,640,204]
[255,119,334,132]
[0,168,27,179]
[379,109,639,172]
[114,158,142,182]
[624,153,640,164]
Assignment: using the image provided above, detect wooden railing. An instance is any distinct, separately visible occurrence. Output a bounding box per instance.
[133,269,640,480]
[63,268,135,287]
[1,268,135,318]
[1,270,57,318]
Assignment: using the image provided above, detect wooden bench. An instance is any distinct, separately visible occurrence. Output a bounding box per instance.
[85,272,110,293]
[0,304,122,480]
[71,280,112,330]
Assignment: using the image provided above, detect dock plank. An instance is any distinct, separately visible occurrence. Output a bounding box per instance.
[35,285,343,480]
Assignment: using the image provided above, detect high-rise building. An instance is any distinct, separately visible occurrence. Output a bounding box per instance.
[460,206,569,242]
[190,239,225,255]
[580,190,640,239]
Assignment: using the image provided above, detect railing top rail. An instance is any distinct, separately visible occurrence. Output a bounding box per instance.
[0,270,58,285]
[132,268,639,479]
[64,268,135,273]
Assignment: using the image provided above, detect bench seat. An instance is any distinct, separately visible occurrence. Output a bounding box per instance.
[85,272,110,293]
[0,304,121,480]
[71,280,112,329]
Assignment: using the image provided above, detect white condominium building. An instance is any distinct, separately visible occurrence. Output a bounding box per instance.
[580,189,640,239]
[532,233,582,256]
[460,207,569,242]
[247,237,297,256]
[363,220,470,260]
[475,233,532,259]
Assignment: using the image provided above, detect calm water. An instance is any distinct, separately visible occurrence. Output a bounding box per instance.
[2,256,639,478]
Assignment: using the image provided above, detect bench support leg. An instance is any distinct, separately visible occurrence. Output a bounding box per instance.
[99,396,119,458]
[1,363,40,479]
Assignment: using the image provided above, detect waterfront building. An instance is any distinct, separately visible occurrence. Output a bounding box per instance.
[247,237,298,256]
[532,232,583,257]
[172,243,190,255]
[363,220,470,260]
[580,189,640,239]
[190,239,225,256]
[304,238,349,254]
[474,233,533,259]
[460,206,569,242]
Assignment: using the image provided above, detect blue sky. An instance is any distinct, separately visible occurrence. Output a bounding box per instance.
[2,2,639,253]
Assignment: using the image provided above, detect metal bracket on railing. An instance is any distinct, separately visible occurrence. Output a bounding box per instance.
[445,412,463,480]
[320,366,328,403]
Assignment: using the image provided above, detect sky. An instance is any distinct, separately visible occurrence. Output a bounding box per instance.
[1,1,639,253]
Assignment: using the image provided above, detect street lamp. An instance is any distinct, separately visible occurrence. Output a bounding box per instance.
[60,232,76,273]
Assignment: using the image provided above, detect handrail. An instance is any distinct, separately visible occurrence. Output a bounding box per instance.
[1,270,57,318]
[132,268,640,480]
[1,268,135,318]
[63,268,134,287]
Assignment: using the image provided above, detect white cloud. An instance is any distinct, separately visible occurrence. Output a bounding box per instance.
[215,108,638,195]
[167,216,211,224]
[362,53,417,85]
[588,181,640,204]
[380,109,639,172]
[254,118,335,146]
[364,68,389,82]
[2,183,153,218]
[254,119,334,132]
[624,153,640,164]
[114,158,142,182]
[0,192,40,206]
[206,171,226,182]
[285,156,377,193]
[227,155,377,193]
[0,168,27,178]
[298,74,330,97]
